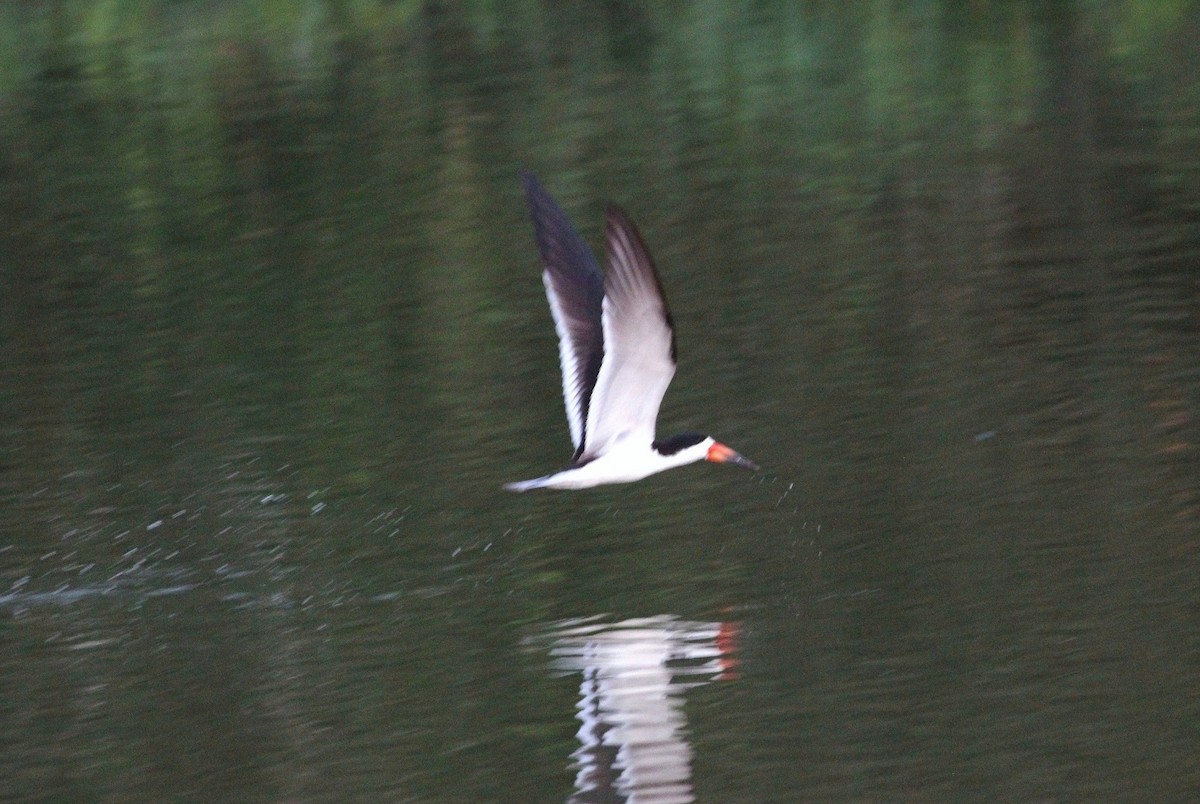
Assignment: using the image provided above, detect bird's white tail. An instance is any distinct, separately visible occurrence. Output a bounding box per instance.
[502,476,554,492]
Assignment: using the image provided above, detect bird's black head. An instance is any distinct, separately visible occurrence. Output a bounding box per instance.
[652,431,709,456]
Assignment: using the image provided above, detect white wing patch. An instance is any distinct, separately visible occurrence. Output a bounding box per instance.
[544,270,586,450]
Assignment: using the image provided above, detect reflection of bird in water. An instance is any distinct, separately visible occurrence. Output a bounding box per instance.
[536,616,739,803]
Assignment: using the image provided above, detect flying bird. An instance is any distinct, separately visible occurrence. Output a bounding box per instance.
[504,172,758,491]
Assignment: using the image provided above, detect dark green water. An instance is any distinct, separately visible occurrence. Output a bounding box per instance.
[2,3,1199,801]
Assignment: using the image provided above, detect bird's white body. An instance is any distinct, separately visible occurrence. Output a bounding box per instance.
[504,172,756,491]
[505,437,717,491]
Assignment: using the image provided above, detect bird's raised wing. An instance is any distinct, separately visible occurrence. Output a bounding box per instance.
[579,205,677,461]
[521,171,605,460]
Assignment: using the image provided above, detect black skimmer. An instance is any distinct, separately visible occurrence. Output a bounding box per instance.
[504,172,759,491]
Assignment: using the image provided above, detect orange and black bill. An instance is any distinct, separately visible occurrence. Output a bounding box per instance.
[706,442,760,471]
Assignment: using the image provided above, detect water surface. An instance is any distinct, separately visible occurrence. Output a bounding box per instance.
[2,3,1198,801]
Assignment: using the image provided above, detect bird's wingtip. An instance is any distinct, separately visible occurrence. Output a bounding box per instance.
[605,203,632,228]
[520,167,541,191]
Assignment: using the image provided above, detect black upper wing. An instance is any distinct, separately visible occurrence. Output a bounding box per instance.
[521,171,606,460]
